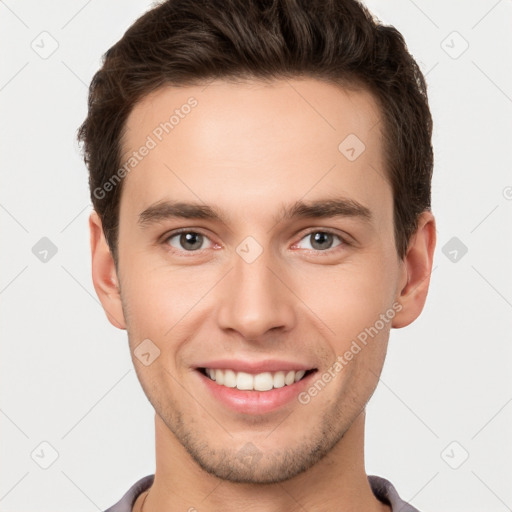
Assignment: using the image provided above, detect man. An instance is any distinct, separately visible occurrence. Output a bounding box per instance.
[77,0,436,510]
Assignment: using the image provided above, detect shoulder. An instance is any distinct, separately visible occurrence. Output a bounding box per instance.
[103,474,155,512]
[368,475,422,512]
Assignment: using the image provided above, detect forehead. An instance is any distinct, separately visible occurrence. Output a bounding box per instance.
[118,78,390,223]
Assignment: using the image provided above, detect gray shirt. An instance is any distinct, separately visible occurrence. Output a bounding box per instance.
[104,474,421,511]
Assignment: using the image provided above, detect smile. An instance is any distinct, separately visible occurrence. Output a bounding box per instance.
[199,368,315,391]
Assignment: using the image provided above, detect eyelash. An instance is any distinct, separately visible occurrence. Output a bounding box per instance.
[161,228,350,255]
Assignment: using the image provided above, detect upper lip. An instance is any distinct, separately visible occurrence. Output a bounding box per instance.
[195,359,316,374]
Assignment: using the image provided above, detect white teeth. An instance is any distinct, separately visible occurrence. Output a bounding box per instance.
[285,371,295,386]
[203,368,310,391]
[223,369,237,388]
[236,371,254,390]
[254,372,273,391]
[294,370,306,382]
[273,371,285,388]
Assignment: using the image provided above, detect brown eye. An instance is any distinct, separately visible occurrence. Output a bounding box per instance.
[166,231,211,251]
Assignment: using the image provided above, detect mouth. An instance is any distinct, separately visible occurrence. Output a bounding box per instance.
[198,367,317,391]
[194,364,318,414]
[193,359,319,414]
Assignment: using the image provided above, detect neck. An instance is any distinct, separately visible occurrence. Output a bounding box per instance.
[139,410,390,512]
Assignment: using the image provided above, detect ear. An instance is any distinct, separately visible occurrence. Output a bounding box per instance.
[392,211,436,329]
[89,210,126,329]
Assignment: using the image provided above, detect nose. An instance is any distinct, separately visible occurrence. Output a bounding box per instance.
[216,247,297,341]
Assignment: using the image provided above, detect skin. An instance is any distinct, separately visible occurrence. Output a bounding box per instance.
[90,78,436,512]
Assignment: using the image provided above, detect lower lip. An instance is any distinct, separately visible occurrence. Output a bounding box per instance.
[196,369,317,414]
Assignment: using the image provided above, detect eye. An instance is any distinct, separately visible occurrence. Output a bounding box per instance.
[162,229,347,254]
[165,230,213,252]
[294,230,345,251]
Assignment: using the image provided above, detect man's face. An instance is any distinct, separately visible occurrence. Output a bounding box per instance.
[114,78,405,482]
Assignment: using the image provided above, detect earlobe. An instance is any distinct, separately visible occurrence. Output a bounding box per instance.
[392,211,436,329]
[89,211,126,330]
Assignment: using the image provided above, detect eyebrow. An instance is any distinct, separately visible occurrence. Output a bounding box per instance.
[138,198,372,227]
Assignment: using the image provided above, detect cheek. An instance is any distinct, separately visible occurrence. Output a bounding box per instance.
[119,241,399,348]
[119,254,213,337]
[295,261,395,342]
[309,267,393,402]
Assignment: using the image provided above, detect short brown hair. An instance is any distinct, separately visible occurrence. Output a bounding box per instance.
[77,0,433,263]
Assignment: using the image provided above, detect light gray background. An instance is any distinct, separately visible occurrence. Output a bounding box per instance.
[1,1,511,511]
